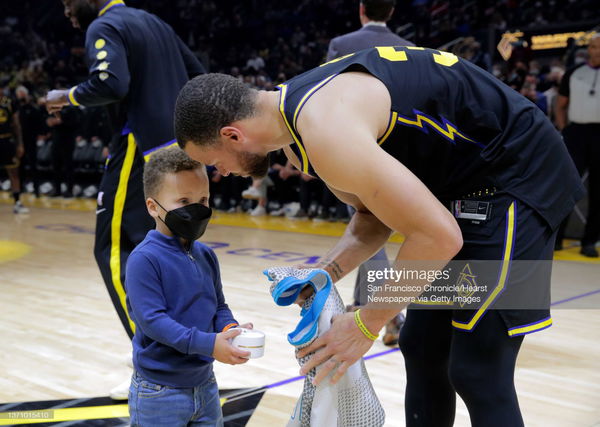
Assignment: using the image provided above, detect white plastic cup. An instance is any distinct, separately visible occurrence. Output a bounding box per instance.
[230,327,265,359]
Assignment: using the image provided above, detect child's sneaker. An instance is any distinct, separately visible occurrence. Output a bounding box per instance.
[109,378,132,400]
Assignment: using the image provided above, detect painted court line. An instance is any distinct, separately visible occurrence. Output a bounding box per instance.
[551,289,600,306]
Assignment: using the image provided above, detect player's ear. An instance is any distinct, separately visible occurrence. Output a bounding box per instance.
[220,126,245,145]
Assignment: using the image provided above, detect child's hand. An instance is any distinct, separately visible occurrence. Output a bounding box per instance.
[212,329,251,365]
[295,285,314,307]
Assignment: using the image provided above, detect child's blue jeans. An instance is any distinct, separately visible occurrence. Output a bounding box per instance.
[129,371,224,426]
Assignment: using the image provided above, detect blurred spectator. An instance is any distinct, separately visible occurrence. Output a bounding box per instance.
[0,79,28,213]
[2,0,599,220]
[268,157,301,216]
[543,66,565,125]
[245,51,266,73]
[326,0,413,61]
[241,176,273,216]
[520,73,548,114]
[453,37,491,72]
[15,85,43,196]
[45,100,81,198]
[555,34,600,257]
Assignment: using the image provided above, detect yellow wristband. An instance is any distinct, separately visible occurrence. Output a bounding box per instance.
[354,309,378,341]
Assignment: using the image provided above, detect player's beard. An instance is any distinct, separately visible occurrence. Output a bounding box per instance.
[239,151,270,179]
[74,1,98,32]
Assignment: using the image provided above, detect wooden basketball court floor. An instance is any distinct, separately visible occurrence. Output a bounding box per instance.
[1,193,599,426]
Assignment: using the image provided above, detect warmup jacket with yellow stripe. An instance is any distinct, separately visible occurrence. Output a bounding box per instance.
[67,0,205,155]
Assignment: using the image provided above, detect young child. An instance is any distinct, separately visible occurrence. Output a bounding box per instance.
[126,148,252,427]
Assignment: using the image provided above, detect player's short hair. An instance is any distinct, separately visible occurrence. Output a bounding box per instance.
[143,147,204,198]
[174,73,257,148]
[361,0,396,22]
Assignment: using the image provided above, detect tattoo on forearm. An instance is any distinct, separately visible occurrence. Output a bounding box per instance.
[318,258,343,281]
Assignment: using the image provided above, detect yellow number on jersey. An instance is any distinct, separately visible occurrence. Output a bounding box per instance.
[375,46,408,62]
[376,46,458,67]
[433,51,459,67]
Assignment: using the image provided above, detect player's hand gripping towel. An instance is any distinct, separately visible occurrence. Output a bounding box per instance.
[265,266,385,427]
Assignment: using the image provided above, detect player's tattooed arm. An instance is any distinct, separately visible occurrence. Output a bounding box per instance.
[316,257,344,282]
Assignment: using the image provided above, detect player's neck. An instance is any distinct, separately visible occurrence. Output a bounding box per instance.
[253,90,297,151]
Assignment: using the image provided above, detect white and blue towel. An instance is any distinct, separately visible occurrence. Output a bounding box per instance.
[265,266,385,427]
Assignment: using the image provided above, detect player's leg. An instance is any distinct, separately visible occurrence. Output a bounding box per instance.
[399,309,455,427]
[94,134,141,339]
[448,196,555,427]
[448,311,524,427]
[120,142,155,274]
[6,164,29,213]
[1,139,28,213]
[581,125,600,255]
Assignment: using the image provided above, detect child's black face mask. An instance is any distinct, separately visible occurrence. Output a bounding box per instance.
[154,200,212,241]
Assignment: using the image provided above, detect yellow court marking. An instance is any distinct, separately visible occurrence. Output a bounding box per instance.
[209,212,405,243]
[0,396,234,425]
[0,241,32,263]
[4,192,600,263]
[553,243,600,264]
[0,405,128,425]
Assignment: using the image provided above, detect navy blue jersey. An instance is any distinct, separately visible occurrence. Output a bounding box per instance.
[278,46,584,229]
[67,0,205,157]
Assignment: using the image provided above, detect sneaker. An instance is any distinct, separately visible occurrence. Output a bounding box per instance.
[580,245,599,258]
[13,201,29,214]
[270,207,286,216]
[313,211,330,223]
[250,205,266,216]
[288,208,308,220]
[109,377,132,400]
[382,312,405,346]
[242,187,262,200]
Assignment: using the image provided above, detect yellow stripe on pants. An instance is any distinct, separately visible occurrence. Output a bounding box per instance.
[110,134,137,334]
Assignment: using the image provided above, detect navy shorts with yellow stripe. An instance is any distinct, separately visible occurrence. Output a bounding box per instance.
[448,192,556,336]
[410,192,556,337]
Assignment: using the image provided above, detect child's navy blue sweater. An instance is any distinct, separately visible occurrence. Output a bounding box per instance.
[126,230,237,387]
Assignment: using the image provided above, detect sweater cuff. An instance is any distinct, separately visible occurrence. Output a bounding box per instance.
[222,323,239,332]
[188,329,217,357]
[67,86,80,106]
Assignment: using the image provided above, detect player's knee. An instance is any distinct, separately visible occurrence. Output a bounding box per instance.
[449,360,509,405]
[449,361,496,407]
[399,326,447,367]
